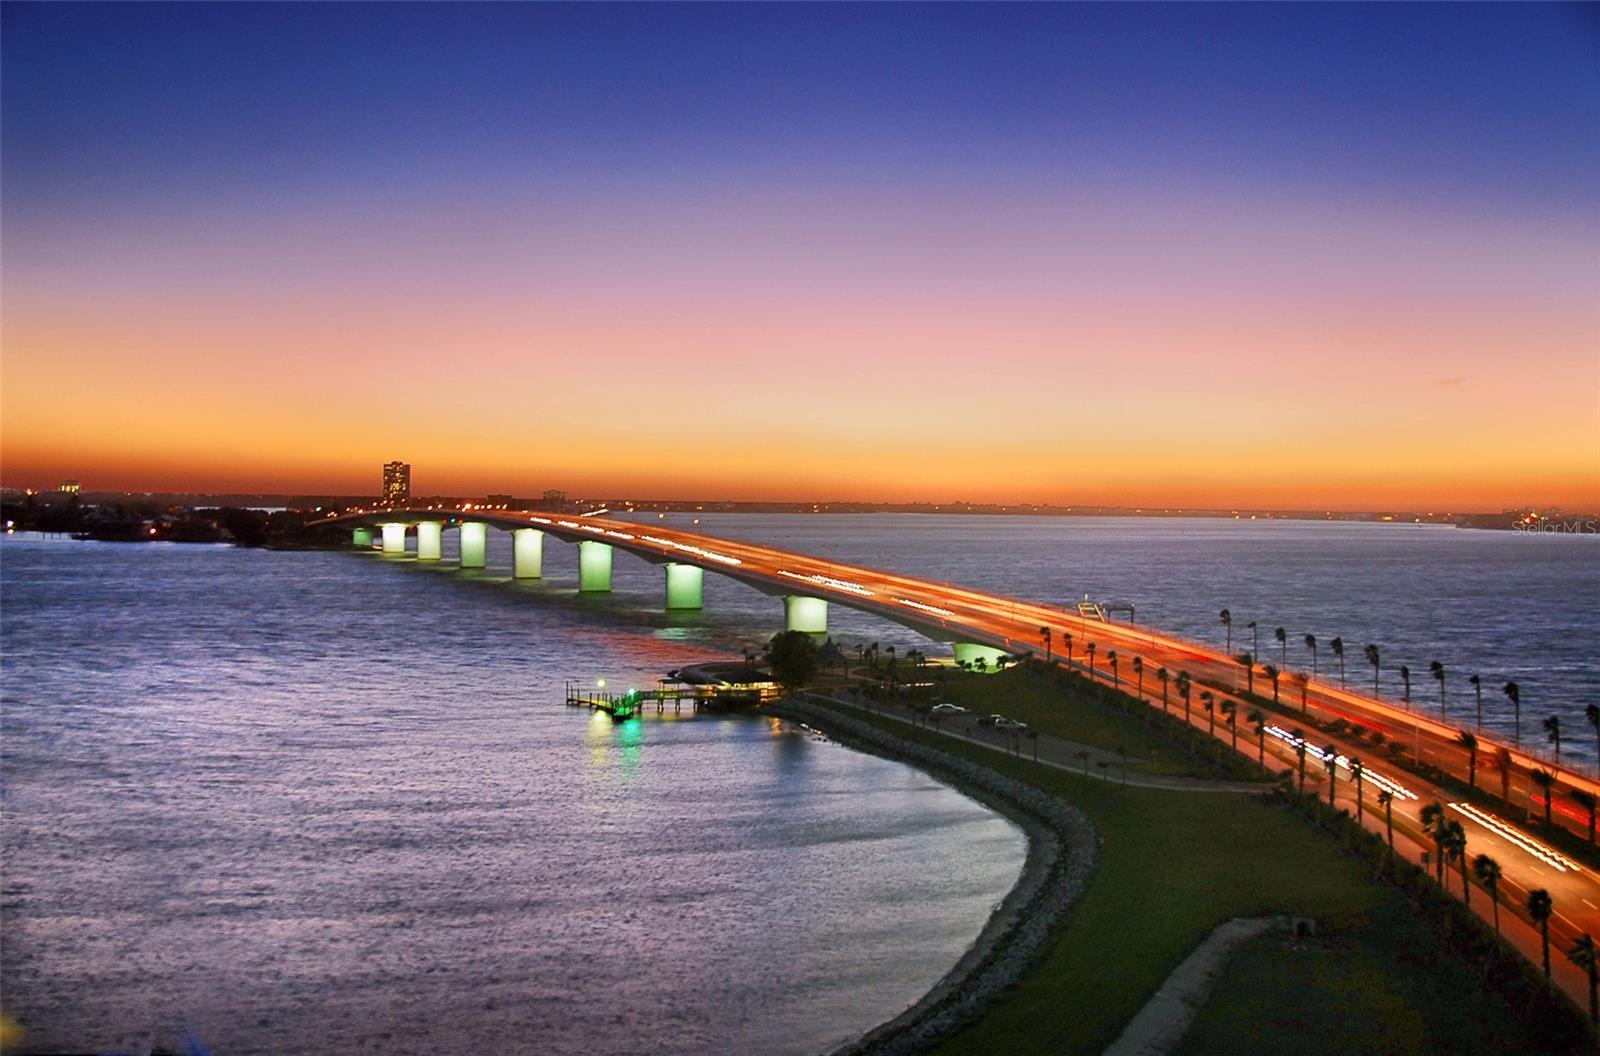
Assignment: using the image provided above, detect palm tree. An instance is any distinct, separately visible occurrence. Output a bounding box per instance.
[1473,854,1502,934]
[1177,672,1193,730]
[1589,704,1600,770]
[1219,608,1233,653]
[1399,664,1412,705]
[1331,636,1346,687]
[1247,620,1259,660]
[1107,650,1120,688]
[1304,633,1318,676]
[1263,664,1281,706]
[1350,757,1366,816]
[1379,790,1395,850]
[1222,699,1238,752]
[1324,745,1338,806]
[1531,769,1556,825]
[1157,667,1170,712]
[1570,934,1600,1026]
[1132,656,1144,699]
[1544,715,1562,766]
[1039,625,1052,664]
[1528,889,1555,980]
[1063,632,1073,665]
[1201,690,1216,738]
[1274,626,1287,666]
[1364,643,1381,696]
[1470,674,1483,728]
[1430,660,1445,718]
[1490,745,1513,806]
[1248,708,1267,768]
[1236,652,1255,694]
[1421,801,1448,882]
[1443,821,1468,906]
[1086,642,1096,680]
[1292,728,1308,791]
[1503,681,1521,747]
[1457,731,1479,789]
[1572,789,1598,846]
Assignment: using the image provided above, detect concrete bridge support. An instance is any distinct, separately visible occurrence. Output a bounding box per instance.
[352,527,373,548]
[512,528,543,579]
[380,522,407,555]
[664,563,703,610]
[784,595,828,634]
[953,642,1009,671]
[459,522,488,569]
[416,521,443,561]
[579,541,613,592]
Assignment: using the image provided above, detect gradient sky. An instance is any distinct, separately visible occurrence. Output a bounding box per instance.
[3,3,1597,509]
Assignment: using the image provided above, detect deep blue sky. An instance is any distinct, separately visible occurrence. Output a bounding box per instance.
[4,3,1597,217]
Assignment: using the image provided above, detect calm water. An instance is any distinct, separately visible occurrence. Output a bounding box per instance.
[0,535,1026,1055]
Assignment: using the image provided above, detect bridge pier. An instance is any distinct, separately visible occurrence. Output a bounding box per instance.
[664,563,703,610]
[579,540,613,592]
[784,595,828,634]
[416,521,443,561]
[352,527,373,548]
[459,522,488,569]
[953,642,1009,672]
[512,528,543,579]
[380,522,407,555]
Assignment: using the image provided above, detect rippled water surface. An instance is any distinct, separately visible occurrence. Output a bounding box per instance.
[0,536,1026,1055]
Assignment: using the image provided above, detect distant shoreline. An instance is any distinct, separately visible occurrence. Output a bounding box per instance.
[6,490,1592,532]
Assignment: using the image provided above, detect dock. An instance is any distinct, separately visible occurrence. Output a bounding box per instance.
[564,679,774,721]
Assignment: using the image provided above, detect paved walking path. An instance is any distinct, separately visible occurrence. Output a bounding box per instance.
[1101,917,1281,1056]
[810,691,1266,795]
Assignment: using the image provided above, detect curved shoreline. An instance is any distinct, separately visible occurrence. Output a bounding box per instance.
[772,695,1099,1056]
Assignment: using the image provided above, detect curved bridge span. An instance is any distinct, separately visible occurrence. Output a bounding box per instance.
[320,506,1600,810]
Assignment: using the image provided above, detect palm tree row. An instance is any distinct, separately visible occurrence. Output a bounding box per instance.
[1216,609,1600,775]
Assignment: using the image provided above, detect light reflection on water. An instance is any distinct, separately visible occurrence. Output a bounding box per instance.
[0,535,1026,1056]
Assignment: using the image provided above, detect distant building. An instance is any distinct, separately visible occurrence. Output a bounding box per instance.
[59,480,81,494]
[382,461,411,505]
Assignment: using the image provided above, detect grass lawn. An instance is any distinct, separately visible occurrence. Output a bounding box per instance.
[922,667,1225,778]
[837,709,1574,1056]
[1174,899,1553,1056]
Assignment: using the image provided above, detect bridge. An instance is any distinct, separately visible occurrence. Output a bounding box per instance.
[326,506,1600,811]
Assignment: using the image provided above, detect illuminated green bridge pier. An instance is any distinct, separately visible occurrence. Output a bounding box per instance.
[321,505,1066,669]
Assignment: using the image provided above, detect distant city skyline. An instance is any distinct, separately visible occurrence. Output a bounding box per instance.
[3,5,1596,512]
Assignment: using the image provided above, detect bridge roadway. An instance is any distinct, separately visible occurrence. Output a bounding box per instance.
[327,505,1600,1000]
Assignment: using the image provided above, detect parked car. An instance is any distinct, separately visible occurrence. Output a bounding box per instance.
[930,703,967,715]
[977,713,1006,727]
[993,717,1028,731]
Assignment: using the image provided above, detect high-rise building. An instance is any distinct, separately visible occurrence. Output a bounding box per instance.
[382,461,411,505]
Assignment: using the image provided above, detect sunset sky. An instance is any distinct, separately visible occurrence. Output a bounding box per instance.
[3,4,1596,510]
